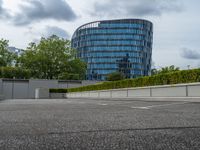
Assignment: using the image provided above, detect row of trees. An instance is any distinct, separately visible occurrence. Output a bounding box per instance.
[0,35,86,80]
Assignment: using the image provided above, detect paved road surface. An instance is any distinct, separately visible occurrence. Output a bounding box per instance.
[0,99,200,150]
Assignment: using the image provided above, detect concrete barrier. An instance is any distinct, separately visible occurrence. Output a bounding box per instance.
[90,92,99,98]
[50,93,66,99]
[128,88,151,97]
[188,85,200,97]
[35,88,49,99]
[0,79,100,99]
[151,86,187,97]
[111,89,127,98]
[82,92,90,98]
[99,91,111,98]
[66,83,200,100]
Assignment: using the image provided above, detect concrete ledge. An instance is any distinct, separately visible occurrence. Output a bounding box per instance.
[66,82,200,101]
[128,88,151,97]
[35,88,49,99]
[188,85,200,97]
[111,90,127,98]
[152,86,187,97]
[50,93,66,99]
[89,92,99,98]
[64,97,200,102]
[99,91,111,98]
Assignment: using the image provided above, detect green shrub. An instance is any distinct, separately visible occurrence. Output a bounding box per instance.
[0,67,31,79]
[49,69,200,93]
[49,89,68,93]
[106,72,125,81]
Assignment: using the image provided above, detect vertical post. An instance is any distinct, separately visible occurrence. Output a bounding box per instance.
[186,85,189,97]
[150,87,152,97]
[12,80,14,99]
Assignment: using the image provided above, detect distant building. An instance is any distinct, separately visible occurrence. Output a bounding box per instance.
[71,19,153,80]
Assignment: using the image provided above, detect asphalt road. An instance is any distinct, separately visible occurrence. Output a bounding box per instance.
[0,98,200,150]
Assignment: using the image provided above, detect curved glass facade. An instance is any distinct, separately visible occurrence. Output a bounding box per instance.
[71,19,153,80]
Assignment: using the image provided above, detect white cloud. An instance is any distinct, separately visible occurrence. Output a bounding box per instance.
[4,0,78,26]
[91,0,183,17]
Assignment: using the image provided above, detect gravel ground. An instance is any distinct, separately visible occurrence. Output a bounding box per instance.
[0,99,200,150]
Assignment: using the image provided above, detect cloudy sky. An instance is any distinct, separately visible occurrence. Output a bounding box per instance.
[0,0,200,69]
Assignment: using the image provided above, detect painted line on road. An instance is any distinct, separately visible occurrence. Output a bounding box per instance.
[131,106,151,110]
[131,102,189,110]
[98,103,108,106]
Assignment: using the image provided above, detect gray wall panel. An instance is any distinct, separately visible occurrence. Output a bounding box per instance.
[13,81,29,99]
[29,80,58,99]
[188,85,200,97]
[128,88,151,97]
[111,90,127,98]
[99,91,111,98]
[67,83,82,88]
[0,79,101,99]
[3,81,13,99]
[0,79,3,95]
[152,86,186,97]
[58,83,69,89]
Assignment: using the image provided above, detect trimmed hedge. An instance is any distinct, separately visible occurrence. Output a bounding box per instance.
[49,89,68,93]
[106,72,125,81]
[50,69,200,93]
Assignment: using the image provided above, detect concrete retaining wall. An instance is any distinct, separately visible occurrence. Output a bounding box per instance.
[66,83,200,99]
[188,85,200,97]
[0,79,99,99]
[128,88,151,97]
[35,88,49,99]
[151,86,187,97]
[49,93,66,99]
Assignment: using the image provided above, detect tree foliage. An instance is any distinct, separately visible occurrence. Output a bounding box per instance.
[18,35,86,80]
[151,65,180,75]
[106,72,125,81]
[0,67,31,79]
[66,59,86,80]
[0,39,17,67]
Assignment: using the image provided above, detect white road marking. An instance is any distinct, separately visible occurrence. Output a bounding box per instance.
[98,103,108,106]
[131,102,189,110]
[131,106,150,110]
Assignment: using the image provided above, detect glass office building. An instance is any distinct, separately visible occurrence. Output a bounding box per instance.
[71,19,153,80]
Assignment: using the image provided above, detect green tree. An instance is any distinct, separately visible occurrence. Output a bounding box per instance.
[106,72,125,81]
[0,39,17,67]
[0,67,31,79]
[151,65,180,75]
[66,59,86,80]
[18,35,86,79]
